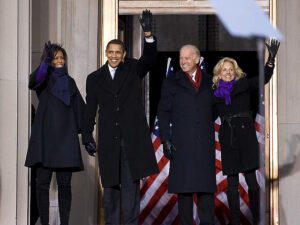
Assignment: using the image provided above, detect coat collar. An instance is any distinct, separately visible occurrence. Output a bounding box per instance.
[98,62,128,94]
[174,68,211,94]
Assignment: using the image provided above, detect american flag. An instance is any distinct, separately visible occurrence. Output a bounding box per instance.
[214,114,265,225]
[139,58,265,225]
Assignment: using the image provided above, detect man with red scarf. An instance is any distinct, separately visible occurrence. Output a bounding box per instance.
[158,45,216,225]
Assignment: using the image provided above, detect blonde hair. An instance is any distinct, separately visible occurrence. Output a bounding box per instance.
[212,57,246,89]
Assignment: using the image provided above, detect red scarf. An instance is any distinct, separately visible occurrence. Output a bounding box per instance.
[185,67,202,91]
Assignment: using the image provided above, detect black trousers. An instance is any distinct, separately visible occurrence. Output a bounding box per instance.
[177,192,215,225]
[103,140,140,225]
[36,166,72,225]
[227,170,260,225]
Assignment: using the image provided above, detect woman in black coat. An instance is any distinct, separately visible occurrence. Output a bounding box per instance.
[212,40,280,225]
[25,41,85,225]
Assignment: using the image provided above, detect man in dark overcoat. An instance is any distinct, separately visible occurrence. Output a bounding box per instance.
[158,45,216,225]
[82,10,158,225]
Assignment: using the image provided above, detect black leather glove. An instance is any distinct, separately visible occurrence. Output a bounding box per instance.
[139,9,152,33]
[85,141,96,157]
[42,40,53,64]
[36,41,52,82]
[265,39,280,67]
[163,140,176,160]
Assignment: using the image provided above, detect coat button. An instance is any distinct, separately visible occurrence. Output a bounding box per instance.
[115,122,119,126]
[241,125,245,128]
[116,107,120,112]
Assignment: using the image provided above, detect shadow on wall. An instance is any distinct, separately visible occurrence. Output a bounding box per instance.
[70,151,99,225]
[279,134,300,177]
[277,134,300,225]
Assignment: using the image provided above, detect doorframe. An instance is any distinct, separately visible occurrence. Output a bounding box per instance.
[100,1,279,225]
[118,0,269,15]
[268,1,279,225]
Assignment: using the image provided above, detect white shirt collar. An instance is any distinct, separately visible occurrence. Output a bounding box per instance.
[108,64,117,79]
[191,69,197,82]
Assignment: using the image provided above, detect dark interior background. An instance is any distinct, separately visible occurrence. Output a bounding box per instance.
[119,14,261,130]
[148,51,259,130]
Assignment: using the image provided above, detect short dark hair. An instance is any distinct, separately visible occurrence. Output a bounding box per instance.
[106,39,126,52]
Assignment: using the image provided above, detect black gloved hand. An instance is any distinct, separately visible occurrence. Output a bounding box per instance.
[265,39,280,67]
[85,141,96,157]
[163,140,176,160]
[139,9,152,33]
[36,41,52,82]
[42,40,52,64]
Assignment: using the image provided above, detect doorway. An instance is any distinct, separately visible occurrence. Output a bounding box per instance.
[116,13,267,225]
[100,0,278,224]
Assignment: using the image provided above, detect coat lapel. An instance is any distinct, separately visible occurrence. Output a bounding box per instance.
[196,70,211,95]
[112,62,128,94]
[175,71,196,93]
[103,65,113,83]
[95,62,130,96]
[94,65,114,94]
[175,69,213,96]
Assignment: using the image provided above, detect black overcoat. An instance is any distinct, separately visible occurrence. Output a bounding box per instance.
[82,40,159,187]
[158,69,216,193]
[214,65,274,175]
[25,70,85,171]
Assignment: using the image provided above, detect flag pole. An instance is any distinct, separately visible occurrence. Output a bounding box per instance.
[257,37,265,115]
[166,57,172,77]
[257,36,266,225]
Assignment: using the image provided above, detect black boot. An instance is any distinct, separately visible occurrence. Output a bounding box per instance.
[226,190,240,225]
[248,188,260,225]
[36,183,50,225]
[58,182,72,225]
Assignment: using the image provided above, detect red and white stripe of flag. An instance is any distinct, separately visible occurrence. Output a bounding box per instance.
[140,115,265,225]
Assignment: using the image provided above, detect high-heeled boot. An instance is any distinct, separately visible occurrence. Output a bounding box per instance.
[36,182,50,225]
[248,188,260,225]
[58,182,72,225]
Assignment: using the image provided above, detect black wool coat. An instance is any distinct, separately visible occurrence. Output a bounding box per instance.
[25,70,85,171]
[215,65,274,175]
[82,40,159,187]
[158,69,216,193]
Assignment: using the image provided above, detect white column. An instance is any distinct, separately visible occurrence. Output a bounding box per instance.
[60,1,99,224]
[0,0,31,224]
[17,1,31,224]
[277,0,300,225]
[0,1,18,223]
[30,0,99,224]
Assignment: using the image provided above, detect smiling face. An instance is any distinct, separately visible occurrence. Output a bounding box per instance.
[179,46,200,76]
[219,61,236,82]
[51,50,65,68]
[106,43,126,68]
